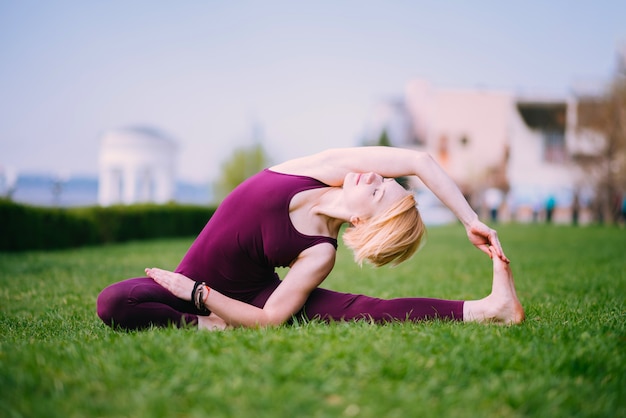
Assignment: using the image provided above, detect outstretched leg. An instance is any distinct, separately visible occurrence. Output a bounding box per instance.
[300,289,464,323]
[299,249,523,325]
[463,251,525,324]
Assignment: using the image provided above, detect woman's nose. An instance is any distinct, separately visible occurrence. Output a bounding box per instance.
[363,172,380,184]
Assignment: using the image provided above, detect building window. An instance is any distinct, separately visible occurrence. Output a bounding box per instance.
[517,101,568,164]
[543,131,566,163]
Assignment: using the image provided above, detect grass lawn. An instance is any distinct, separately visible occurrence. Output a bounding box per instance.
[1,224,624,418]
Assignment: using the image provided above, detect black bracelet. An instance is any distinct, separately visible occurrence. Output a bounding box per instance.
[191,281,203,305]
[193,281,209,312]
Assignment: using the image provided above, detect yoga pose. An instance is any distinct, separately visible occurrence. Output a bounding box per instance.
[97,147,524,330]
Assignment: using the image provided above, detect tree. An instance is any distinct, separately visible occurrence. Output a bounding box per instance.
[574,61,626,223]
[213,143,272,203]
[377,129,392,147]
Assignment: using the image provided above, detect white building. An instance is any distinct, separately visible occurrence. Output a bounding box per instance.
[365,79,600,223]
[98,127,177,206]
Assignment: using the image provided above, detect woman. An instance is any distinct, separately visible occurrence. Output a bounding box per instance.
[97,147,524,330]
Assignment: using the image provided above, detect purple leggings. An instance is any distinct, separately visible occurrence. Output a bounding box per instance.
[97,277,464,330]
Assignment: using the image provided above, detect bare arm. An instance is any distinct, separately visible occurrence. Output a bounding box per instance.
[271,146,424,185]
[274,147,475,224]
[146,243,336,328]
[273,147,508,261]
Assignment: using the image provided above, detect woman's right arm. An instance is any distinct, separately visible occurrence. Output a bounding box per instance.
[275,147,476,226]
[146,243,336,328]
[409,153,508,261]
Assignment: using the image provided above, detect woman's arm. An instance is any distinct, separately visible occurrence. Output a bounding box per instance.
[146,243,336,328]
[271,146,423,186]
[409,152,508,261]
[274,147,507,261]
[274,147,475,224]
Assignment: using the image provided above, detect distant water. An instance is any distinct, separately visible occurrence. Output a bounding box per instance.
[6,175,212,207]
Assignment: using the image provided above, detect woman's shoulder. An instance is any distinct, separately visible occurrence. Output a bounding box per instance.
[270,151,344,186]
[269,153,322,176]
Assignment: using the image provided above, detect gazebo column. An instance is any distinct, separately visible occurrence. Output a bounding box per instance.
[123,166,137,204]
[154,166,173,203]
[98,169,111,206]
[98,167,123,206]
[137,166,153,203]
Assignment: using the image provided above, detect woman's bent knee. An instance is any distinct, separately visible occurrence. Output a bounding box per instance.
[96,282,129,328]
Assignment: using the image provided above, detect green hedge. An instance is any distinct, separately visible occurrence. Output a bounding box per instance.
[0,199,216,252]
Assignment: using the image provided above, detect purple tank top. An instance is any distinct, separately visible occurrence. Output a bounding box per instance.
[176,169,337,301]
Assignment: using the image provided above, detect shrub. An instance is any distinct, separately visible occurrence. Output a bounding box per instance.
[0,199,215,251]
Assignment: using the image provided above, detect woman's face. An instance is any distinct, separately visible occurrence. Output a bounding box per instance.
[343,172,408,220]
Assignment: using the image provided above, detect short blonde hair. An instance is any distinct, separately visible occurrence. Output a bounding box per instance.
[342,193,425,267]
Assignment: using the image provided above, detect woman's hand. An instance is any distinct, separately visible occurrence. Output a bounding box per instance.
[466,220,510,263]
[145,267,195,301]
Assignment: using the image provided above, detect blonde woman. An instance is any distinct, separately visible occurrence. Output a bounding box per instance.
[97,147,524,330]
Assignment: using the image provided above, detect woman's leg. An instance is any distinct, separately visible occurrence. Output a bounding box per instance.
[300,252,524,325]
[97,277,203,330]
[300,289,464,323]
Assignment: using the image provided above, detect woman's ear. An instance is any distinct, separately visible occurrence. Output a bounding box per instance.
[349,215,362,226]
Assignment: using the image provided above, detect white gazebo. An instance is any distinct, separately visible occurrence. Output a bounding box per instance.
[98,127,177,206]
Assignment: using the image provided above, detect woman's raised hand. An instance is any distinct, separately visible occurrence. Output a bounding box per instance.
[145,267,195,301]
[466,220,510,263]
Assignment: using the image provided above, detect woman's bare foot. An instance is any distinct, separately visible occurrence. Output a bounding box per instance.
[463,250,525,324]
[197,313,229,331]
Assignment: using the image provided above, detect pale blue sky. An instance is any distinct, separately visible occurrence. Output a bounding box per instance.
[1,1,625,182]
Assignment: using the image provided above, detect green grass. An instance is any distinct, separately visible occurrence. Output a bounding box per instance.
[1,224,624,418]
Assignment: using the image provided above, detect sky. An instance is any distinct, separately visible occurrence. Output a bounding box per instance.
[1,1,625,183]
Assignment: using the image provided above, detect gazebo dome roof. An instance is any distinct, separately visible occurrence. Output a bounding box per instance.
[101,126,177,152]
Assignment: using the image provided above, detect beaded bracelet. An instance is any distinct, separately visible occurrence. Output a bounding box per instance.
[191,281,203,305]
[192,281,209,312]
